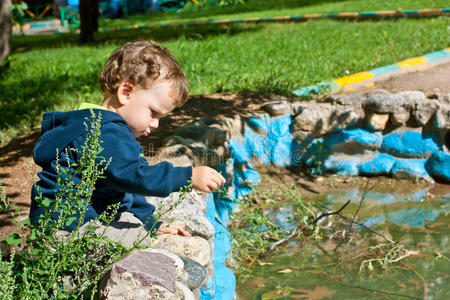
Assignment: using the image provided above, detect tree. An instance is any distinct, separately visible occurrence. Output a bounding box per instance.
[79,0,99,43]
[0,0,12,66]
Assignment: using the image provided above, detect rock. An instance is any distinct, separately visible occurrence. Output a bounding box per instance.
[362,93,406,114]
[425,151,450,182]
[79,212,152,248]
[179,256,207,289]
[174,124,227,146]
[357,153,396,176]
[324,129,382,153]
[396,91,427,107]
[291,102,307,115]
[142,248,187,283]
[390,158,432,182]
[147,191,207,217]
[380,131,440,158]
[389,108,410,126]
[429,92,450,104]
[323,153,359,175]
[367,112,389,131]
[325,93,363,106]
[412,99,440,126]
[292,103,361,139]
[151,235,211,267]
[434,105,450,130]
[99,250,181,300]
[260,101,292,116]
[175,282,196,300]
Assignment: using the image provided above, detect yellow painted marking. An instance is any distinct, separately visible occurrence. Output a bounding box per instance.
[304,14,322,19]
[273,16,291,20]
[333,72,374,88]
[365,82,375,88]
[396,56,427,68]
[244,17,260,22]
[446,47,450,51]
[376,10,397,16]
[338,12,359,18]
[418,9,442,15]
[130,24,139,28]
[217,19,230,23]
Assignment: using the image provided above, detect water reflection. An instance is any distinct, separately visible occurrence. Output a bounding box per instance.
[325,188,449,227]
[237,184,450,300]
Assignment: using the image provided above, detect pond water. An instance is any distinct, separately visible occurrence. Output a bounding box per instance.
[236,181,449,300]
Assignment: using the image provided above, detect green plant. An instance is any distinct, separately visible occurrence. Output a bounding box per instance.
[11,1,29,27]
[229,180,319,269]
[359,244,416,274]
[0,110,192,299]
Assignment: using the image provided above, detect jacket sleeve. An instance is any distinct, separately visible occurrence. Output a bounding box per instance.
[98,122,193,197]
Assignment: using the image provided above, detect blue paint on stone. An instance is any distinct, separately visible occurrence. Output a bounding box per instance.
[205,113,448,299]
[425,151,450,181]
[246,115,270,133]
[323,155,359,175]
[358,153,396,175]
[390,158,431,180]
[324,129,382,150]
[369,64,400,77]
[381,131,441,158]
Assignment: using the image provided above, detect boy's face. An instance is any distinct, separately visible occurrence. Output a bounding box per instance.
[116,80,177,137]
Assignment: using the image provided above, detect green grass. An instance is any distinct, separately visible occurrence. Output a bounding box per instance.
[1,0,449,141]
[100,0,450,27]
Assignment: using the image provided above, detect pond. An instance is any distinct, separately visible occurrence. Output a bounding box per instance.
[235,173,449,300]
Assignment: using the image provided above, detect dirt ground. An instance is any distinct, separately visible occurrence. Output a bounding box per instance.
[1,63,449,241]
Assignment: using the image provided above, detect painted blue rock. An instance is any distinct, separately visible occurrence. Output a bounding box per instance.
[381,131,440,158]
[357,153,396,175]
[425,151,450,181]
[390,158,432,181]
[324,129,382,153]
[324,154,359,175]
[245,115,271,134]
[228,136,250,164]
[267,114,291,139]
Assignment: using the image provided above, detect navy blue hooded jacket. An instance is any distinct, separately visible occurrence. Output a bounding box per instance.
[30,107,192,231]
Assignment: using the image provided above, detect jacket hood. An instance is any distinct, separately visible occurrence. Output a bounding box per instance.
[34,109,127,166]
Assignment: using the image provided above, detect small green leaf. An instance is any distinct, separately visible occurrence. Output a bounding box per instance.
[4,232,21,245]
[41,198,51,208]
[65,216,77,227]
[22,217,30,226]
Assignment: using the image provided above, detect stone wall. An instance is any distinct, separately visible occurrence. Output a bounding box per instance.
[99,90,449,300]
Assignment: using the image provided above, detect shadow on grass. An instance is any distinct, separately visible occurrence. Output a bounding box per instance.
[0,69,99,130]
[13,23,262,53]
[101,0,349,27]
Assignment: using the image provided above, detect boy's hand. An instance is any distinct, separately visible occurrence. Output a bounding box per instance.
[156,222,191,236]
[192,166,226,193]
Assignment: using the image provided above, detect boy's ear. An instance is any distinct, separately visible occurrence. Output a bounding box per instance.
[116,82,135,106]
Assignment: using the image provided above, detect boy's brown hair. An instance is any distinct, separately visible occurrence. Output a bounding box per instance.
[99,40,189,106]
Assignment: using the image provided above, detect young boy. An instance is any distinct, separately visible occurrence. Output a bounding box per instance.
[30,40,225,236]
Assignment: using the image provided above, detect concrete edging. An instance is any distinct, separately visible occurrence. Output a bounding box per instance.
[293,48,450,96]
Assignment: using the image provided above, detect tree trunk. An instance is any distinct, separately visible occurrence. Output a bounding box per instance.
[0,0,12,65]
[79,0,98,44]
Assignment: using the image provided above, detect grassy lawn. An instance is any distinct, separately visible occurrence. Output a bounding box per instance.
[100,0,450,27]
[1,0,449,141]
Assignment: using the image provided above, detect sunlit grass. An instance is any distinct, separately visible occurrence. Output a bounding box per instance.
[2,0,449,140]
[100,0,450,27]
